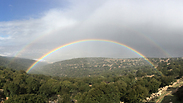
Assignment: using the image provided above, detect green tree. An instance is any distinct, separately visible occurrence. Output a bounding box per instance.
[147,78,161,93]
[125,85,148,103]
[26,77,40,94]
[81,82,120,103]
[4,94,46,103]
[3,82,20,97]
[114,80,127,101]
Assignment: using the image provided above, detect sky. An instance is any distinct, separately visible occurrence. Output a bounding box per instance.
[0,0,183,62]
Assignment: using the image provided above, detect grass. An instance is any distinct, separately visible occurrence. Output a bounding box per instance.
[161,95,181,103]
[154,80,183,103]
[154,91,171,103]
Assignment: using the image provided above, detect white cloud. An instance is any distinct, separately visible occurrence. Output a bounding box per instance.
[0,8,77,44]
[1,0,183,61]
[0,52,12,56]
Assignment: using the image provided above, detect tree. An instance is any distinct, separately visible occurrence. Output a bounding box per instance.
[0,77,6,88]
[136,69,146,77]
[81,82,120,103]
[4,94,46,103]
[125,85,148,103]
[174,86,183,102]
[114,80,127,101]
[26,77,40,94]
[3,82,20,97]
[147,78,161,93]
[160,76,174,87]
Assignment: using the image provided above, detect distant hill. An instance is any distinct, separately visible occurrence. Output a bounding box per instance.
[2,55,182,78]
[37,57,160,77]
[0,56,48,72]
[1,57,183,103]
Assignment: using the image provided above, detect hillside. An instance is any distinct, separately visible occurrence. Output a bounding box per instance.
[1,57,183,103]
[0,56,48,72]
[37,57,161,77]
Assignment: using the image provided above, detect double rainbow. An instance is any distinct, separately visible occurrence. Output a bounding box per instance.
[26,39,155,73]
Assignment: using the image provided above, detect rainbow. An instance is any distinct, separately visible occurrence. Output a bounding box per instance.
[26,39,156,73]
[12,27,171,69]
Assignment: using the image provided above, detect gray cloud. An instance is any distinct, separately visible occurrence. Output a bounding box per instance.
[0,0,183,62]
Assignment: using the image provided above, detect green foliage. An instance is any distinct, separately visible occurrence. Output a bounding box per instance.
[147,78,161,93]
[58,94,70,103]
[114,80,127,101]
[159,76,174,87]
[0,56,48,73]
[79,82,120,103]
[26,77,40,94]
[174,86,183,102]
[3,82,20,97]
[136,69,146,77]
[0,57,183,103]
[0,76,6,88]
[4,94,46,103]
[38,57,153,77]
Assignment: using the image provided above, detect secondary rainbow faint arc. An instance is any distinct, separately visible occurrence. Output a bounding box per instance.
[26,39,155,73]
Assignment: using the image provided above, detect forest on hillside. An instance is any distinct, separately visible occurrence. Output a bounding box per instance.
[37,57,161,77]
[0,57,183,103]
[0,56,48,73]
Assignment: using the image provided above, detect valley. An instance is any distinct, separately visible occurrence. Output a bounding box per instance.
[0,56,183,102]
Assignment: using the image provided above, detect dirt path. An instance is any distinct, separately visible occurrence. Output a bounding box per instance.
[155,81,183,103]
[156,91,171,103]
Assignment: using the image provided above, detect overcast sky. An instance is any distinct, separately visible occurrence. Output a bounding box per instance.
[0,0,183,62]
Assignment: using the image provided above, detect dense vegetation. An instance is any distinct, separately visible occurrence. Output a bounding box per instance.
[174,86,183,102]
[0,57,183,103]
[0,56,48,73]
[37,57,160,77]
